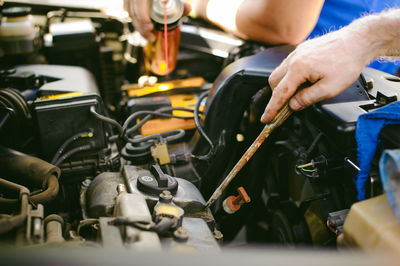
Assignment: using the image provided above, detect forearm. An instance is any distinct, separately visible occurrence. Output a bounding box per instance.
[191,0,244,35]
[192,0,323,45]
[349,9,400,62]
[261,8,400,123]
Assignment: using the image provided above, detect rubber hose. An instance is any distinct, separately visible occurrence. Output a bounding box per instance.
[29,175,59,204]
[0,175,59,207]
[0,146,60,188]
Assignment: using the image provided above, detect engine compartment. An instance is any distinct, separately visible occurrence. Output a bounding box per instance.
[1,0,400,257]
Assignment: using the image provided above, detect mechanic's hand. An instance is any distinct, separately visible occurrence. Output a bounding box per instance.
[124,0,191,42]
[260,28,374,123]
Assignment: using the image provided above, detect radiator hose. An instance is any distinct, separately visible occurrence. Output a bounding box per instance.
[0,146,61,208]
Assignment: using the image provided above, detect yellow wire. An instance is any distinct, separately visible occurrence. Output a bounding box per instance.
[297,162,313,169]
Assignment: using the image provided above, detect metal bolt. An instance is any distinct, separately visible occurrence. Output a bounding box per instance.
[366,77,374,90]
[236,134,244,142]
[213,229,223,241]
[173,227,188,242]
[82,179,91,187]
[117,184,127,194]
[159,190,173,203]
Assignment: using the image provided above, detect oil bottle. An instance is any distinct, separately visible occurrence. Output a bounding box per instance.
[144,0,183,76]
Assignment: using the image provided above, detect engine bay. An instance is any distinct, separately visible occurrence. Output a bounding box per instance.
[1,0,400,260]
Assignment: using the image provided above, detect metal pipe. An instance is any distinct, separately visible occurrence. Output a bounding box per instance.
[345,157,360,171]
[44,215,64,243]
[0,178,30,235]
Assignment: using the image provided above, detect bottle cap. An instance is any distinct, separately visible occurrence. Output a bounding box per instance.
[149,0,183,25]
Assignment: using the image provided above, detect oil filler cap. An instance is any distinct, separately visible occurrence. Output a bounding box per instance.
[137,165,178,196]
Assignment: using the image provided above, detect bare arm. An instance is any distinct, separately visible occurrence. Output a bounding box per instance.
[192,0,324,45]
[261,9,400,123]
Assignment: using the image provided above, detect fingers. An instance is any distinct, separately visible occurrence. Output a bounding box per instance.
[183,1,192,16]
[289,81,327,111]
[268,59,287,89]
[125,0,155,42]
[125,0,190,42]
[261,69,304,123]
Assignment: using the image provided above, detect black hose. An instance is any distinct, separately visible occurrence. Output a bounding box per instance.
[153,217,174,233]
[90,106,123,135]
[107,107,201,143]
[0,146,60,188]
[51,130,93,164]
[109,217,174,233]
[193,92,214,160]
[127,129,185,145]
[54,143,94,166]
[122,107,197,137]
[306,132,323,157]
[121,130,186,163]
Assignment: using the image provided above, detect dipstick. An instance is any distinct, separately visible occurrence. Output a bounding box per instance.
[205,103,292,208]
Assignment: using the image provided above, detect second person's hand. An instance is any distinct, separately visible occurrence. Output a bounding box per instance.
[124,0,191,42]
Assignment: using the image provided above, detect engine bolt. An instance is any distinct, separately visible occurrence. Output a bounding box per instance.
[173,227,188,242]
[213,229,223,241]
[159,190,173,203]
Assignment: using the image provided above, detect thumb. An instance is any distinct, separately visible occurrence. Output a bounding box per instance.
[183,1,192,16]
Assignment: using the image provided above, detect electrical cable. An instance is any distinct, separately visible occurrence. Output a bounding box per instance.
[90,106,123,135]
[297,162,313,169]
[54,143,94,166]
[193,91,214,160]
[123,107,196,134]
[51,130,93,165]
[120,130,185,163]
[306,132,323,157]
[77,218,99,236]
[112,107,197,143]
[129,129,185,144]
[301,168,317,172]
[109,217,174,233]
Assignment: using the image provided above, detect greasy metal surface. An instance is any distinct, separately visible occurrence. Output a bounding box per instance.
[206,104,292,207]
[113,192,162,251]
[123,165,206,213]
[99,217,124,249]
[161,217,220,252]
[87,172,124,218]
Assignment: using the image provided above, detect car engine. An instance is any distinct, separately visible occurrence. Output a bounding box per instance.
[1,0,400,256]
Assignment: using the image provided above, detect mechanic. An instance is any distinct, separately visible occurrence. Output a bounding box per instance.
[124,1,398,50]
[261,8,400,123]
[125,0,400,72]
